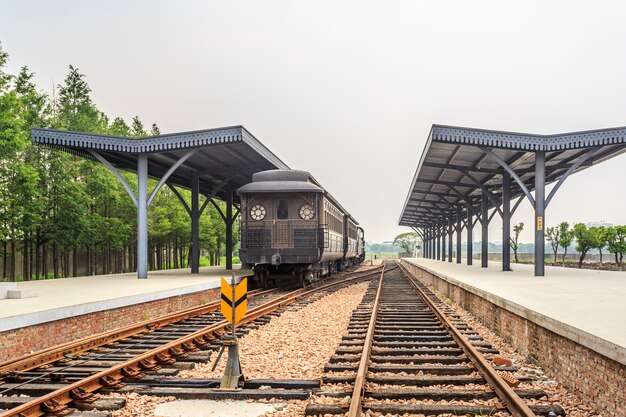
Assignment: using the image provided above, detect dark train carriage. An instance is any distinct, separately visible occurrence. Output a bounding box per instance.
[237,169,364,286]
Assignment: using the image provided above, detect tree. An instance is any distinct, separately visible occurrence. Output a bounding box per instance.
[572,224,599,268]
[393,232,418,253]
[557,222,573,266]
[545,226,560,263]
[130,116,147,138]
[606,226,626,270]
[593,226,608,265]
[509,222,524,263]
[150,123,161,136]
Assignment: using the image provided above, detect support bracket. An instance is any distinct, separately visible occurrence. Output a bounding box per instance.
[147,149,198,207]
[89,150,138,208]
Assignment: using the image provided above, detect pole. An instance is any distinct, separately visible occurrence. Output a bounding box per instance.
[441,222,446,262]
[456,205,462,264]
[231,272,236,337]
[137,154,148,279]
[535,151,546,276]
[448,217,452,262]
[226,190,233,270]
[436,225,441,260]
[467,206,473,265]
[502,171,511,271]
[481,192,488,268]
[191,172,200,273]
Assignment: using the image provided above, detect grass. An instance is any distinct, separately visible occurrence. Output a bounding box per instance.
[199,255,241,267]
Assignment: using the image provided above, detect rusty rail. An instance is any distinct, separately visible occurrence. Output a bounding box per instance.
[346,263,386,417]
[397,262,537,417]
[0,266,382,417]
[0,287,276,375]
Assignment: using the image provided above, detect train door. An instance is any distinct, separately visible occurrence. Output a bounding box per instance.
[273,198,291,248]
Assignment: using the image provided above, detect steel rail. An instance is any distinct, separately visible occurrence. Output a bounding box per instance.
[0,287,277,376]
[346,263,386,417]
[0,266,382,417]
[397,262,537,417]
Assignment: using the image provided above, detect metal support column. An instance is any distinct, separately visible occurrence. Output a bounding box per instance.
[226,190,234,270]
[447,217,453,262]
[467,207,473,265]
[425,229,430,258]
[429,228,433,259]
[481,192,488,268]
[191,172,200,273]
[502,171,511,271]
[456,206,462,264]
[535,151,546,276]
[441,223,446,261]
[137,154,148,279]
[436,226,441,260]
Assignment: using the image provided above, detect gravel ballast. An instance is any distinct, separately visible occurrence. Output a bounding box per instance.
[182,280,372,380]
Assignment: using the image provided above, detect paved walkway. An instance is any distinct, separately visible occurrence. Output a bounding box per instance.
[403,258,626,364]
[0,266,252,332]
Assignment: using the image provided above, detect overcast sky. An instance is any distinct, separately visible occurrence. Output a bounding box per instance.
[2,1,625,243]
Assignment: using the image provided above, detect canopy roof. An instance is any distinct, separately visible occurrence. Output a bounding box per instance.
[31,125,289,202]
[399,124,626,228]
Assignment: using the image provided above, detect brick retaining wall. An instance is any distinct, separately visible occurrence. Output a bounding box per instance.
[0,288,220,362]
[400,260,626,417]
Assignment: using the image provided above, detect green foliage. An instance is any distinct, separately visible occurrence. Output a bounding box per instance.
[0,43,236,280]
[509,222,524,263]
[545,226,560,263]
[605,226,626,269]
[593,226,609,264]
[572,224,599,268]
[393,232,418,253]
[557,222,573,266]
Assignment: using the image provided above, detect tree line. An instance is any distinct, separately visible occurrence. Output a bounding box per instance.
[0,42,236,281]
[510,222,625,269]
[545,222,625,269]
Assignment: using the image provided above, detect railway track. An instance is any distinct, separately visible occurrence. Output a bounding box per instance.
[306,262,565,417]
[0,266,382,417]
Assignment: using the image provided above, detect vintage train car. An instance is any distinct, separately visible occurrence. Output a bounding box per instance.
[237,169,365,286]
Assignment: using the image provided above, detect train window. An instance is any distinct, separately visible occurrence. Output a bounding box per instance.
[277,199,289,219]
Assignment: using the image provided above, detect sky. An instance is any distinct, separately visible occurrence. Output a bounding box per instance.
[1,0,625,243]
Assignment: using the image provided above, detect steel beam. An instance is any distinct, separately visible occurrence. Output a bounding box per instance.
[535,151,546,276]
[226,190,234,270]
[137,154,148,279]
[481,192,488,268]
[447,217,453,262]
[441,222,446,262]
[191,172,200,274]
[467,206,473,265]
[502,171,511,271]
[436,226,441,260]
[456,205,462,264]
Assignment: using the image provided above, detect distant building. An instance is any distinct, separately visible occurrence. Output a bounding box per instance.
[586,220,613,228]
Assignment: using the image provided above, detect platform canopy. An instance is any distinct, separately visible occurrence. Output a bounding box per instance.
[399,124,626,276]
[31,126,289,278]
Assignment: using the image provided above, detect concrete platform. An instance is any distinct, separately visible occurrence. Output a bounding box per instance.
[0,266,252,332]
[402,258,626,365]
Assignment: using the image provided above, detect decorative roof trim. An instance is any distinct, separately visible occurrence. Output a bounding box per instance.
[31,126,245,153]
[432,125,626,151]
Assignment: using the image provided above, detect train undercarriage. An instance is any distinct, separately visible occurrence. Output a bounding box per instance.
[250,256,364,288]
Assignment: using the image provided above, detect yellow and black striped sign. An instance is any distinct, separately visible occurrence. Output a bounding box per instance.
[221,277,248,325]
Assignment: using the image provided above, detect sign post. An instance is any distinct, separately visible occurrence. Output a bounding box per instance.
[217,273,247,390]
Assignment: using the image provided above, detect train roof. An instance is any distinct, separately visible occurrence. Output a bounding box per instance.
[236,169,359,225]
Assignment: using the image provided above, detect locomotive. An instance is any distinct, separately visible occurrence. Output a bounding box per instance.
[237,169,365,286]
